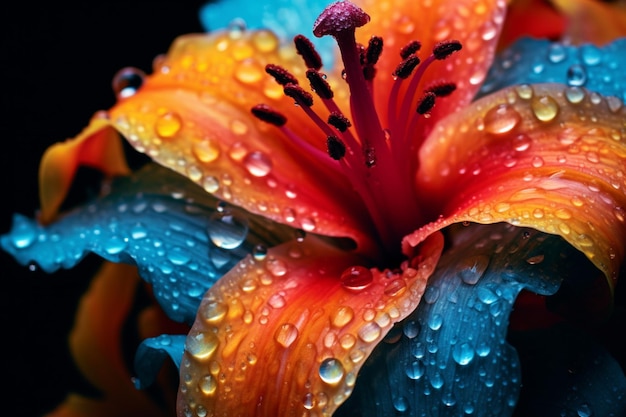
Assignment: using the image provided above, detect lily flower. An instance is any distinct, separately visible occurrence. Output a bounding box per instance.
[3,1,626,416]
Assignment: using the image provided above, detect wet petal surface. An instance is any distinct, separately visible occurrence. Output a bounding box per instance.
[337,222,603,417]
[1,164,290,324]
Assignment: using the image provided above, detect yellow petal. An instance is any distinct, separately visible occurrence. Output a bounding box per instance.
[39,113,130,224]
[410,83,626,292]
[177,233,443,416]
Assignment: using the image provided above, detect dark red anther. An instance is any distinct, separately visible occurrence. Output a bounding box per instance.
[306,69,334,99]
[400,40,422,59]
[366,36,383,65]
[416,92,437,115]
[327,135,346,160]
[294,35,323,70]
[393,55,420,79]
[328,112,352,132]
[251,104,288,126]
[363,64,376,81]
[433,40,462,60]
[265,64,299,86]
[284,83,314,107]
[425,81,457,97]
[313,1,370,37]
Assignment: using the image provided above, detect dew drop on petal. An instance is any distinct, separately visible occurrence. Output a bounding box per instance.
[566,64,587,87]
[405,359,425,380]
[200,301,228,324]
[208,209,249,249]
[243,151,272,177]
[483,104,521,134]
[331,306,354,328]
[452,343,475,365]
[565,86,586,104]
[547,43,566,63]
[112,67,145,99]
[193,140,221,163]
[319,358,344,385]
[155,111,183,138]
[199,375,218,396]
[274,323,299,348]
[515,84,533,100]
[186,330,219,361]
[340,266,373,291]
[531,95,559,122]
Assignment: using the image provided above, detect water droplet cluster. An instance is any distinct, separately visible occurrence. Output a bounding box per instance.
[177,234,441,416]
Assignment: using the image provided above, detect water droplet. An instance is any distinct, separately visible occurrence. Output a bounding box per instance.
[319,358,344,385]
[547,43,566,63]
[430,372,444,389]
[193,140,221,163]
[566,64,587,87]
[483,104,521,134]
[393,395,410,412]
[274,323,299,348]
[234,60,263,84]
[199,375,217,395]
[531,95,559,122]
[405,359,425,380]
[477,287,498,304]
[442,391,457,407]
[384,278,407,297]
[358,322,382,343]
[481,20,497,40]
[201,301,228,324]
[208,208,249,249]
[11,224,36,249]
[112,67,145,99]
[565,86,586,104]
[243,151,272,177]
[167,246,191,265]
[266,258,287,277]
[606,96,623,113]
[515,84,533,100]
[580,45,601,66]
[403,320,420,338]
[186,330,219,360]
[577,403,592,417]
[104,237,127,255]
[531,156,544,168]
[331,306,354,328]
[453,343,475,365]
[252,244,267,261]
[340,266,373,291]
[512,134,532,152]
[476,342,491,357]
[457,255,489,285]
[427,313,443,331]
[155,111,183,138]
[268,293,286,308]
[423,285,440,304]
[252,29,278,52]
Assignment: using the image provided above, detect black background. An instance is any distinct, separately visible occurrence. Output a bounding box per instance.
[2,3,205,416]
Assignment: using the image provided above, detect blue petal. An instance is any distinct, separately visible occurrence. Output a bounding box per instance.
[133,334,186,389]
[336,223,606,417]
[480,38,626,101]
[199,0,335,65]
[1,164,289,324]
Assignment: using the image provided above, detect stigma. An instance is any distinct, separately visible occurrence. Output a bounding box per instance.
[252,1,461,256]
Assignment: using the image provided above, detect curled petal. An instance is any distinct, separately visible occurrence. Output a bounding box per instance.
[38,113,130,224]
[177,233,443,416]
[106,31,376,254]
[412,83,626,291]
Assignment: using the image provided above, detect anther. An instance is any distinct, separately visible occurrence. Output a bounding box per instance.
[313,1,370,37]
[400,41,422,59]
[363,65,376,81]
[393,56,420,79]
[327,135,346,160]
[265,64,299,86]
[432,40,462,60]
[294,35,323,70]
[365,36,383,65]
[284,83,314,107]
[251,104,288,126]
[328,112,352,132]
[425,81,457,97]
[416,92,437,115]
[306,69,334,99]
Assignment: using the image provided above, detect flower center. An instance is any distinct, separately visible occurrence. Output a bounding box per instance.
[252,1,462,257]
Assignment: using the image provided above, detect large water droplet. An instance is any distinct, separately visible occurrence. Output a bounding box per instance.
[483,104,521,134]
[200,301,228,324]
[331,306,354,328]
[208,208,249,249]
[104,237,127,255]
[243,151,272,177]
[340,266,373,291]
[427,313,443,331]
[405,359,425,380]
[155,111,183,138]
[565,86,586,104]
[11,224,36,249]
[112,67,145,99]
[186,330,219,360]
[452,342,475,365]
[580,45,601,66]
[193,140,221,163]
[358,322,382,343]
[457,255,489,285]
[393,396,410,412]
[531,95,559,122]
[547,43,566,63]
[274,323,299,348]
[566,64,587,87]
[319,358,344,385]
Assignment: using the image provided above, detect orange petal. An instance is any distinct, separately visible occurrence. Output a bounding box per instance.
[498,0,566,49]
[176,233,443,416]
[39,113,130,224]
[47,262,171,417]
[551,0,626,45]
[410,83,626,291]
[106,30,377,255]
[355,0,507,135]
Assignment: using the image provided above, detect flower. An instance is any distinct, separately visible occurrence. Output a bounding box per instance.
[2,1,626,416]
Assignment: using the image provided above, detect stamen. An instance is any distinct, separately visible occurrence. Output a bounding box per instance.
[294,35,323,70]
[416,92,436,115]
[283,84,314,107]
[265,64,299,86]
[393,56,420,79]
[328,112,351,132]
[365,36,383,65]
[327,135,346,160]
[425,81,457,97]
[313,1,370,37]
[400,40,422,59]
[306,69,334,99]
[251,104,287,126]
[363,65,376,81]
[432,40,462,60]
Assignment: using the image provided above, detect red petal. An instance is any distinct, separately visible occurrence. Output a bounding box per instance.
[177,234,443,416]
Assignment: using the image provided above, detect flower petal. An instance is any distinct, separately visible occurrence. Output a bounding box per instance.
[1,163,291,323]
[107,30,377,254]
[355,0,507,136]
[337,222,593,416]
[498,0,566,49]
[480,37,626,100]
[412,83,626,290]
[176,233,443,416]
[38,113,130,224]
[550,0,626,45]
